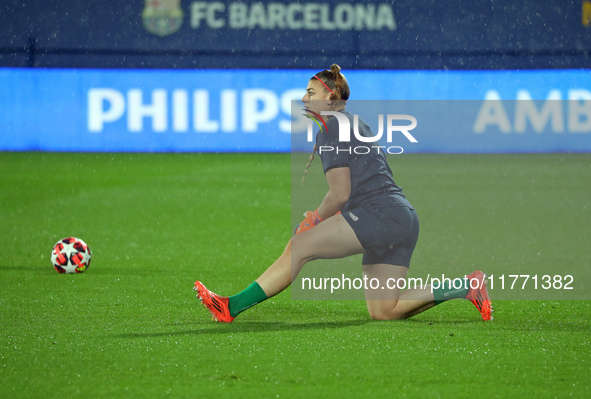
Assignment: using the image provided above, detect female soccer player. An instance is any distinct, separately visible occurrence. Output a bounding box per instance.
[193,64,492,322]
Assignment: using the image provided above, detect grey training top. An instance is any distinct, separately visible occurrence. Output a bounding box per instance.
[315,110,414,211]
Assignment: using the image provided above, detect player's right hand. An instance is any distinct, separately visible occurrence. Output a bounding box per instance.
[294,209,323,235]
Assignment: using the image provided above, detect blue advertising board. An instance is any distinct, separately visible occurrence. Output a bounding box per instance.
[0,68,590,153]
[1,0,590,69]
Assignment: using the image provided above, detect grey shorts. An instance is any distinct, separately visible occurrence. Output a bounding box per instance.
[342,203,419,267]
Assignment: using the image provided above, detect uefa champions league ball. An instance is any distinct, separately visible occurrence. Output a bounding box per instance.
[51,237,92,274]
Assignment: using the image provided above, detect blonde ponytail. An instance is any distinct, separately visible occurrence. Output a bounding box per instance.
[301,144,317,183]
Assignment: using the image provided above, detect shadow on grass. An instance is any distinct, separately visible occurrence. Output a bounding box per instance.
[114,319,370,338]
[0,265,48,272]
[114,317,487,340]
[0,265,167,276]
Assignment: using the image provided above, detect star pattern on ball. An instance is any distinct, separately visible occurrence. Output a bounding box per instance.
[51,238,91,274]
[59,241,77,258]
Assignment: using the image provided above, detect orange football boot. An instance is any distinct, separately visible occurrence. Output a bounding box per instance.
[193,281,235,323]
[465,271,494,321]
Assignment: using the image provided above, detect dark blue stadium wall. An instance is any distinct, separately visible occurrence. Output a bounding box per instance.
[1,0,590,69]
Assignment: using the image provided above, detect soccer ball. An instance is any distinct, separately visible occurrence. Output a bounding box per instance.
[51,237,92,274]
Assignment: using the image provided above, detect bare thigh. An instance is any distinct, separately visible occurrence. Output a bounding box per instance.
[256,213,367,296]
[291,214,365,278]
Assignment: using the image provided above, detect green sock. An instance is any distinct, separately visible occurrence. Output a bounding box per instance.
[433,278,469,305]
[228,282,268,318]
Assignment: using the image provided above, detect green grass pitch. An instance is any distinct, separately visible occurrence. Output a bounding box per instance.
[1,152,590,398]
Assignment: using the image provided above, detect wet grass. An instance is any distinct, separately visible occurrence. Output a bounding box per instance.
[1,152,590,398]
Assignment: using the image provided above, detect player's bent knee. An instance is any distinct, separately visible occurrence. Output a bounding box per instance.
[368,309,399,321]
[367,304,391,321]
[367,301,408,321]
[369,311,392,321]
[369,310,408,321]
[290,233,319,266]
